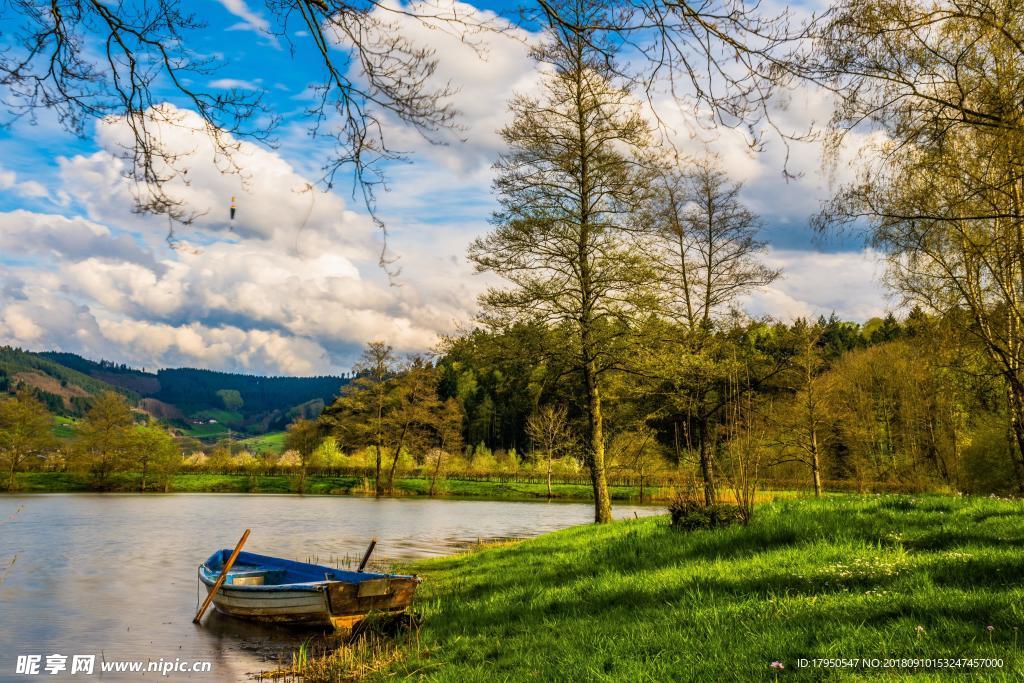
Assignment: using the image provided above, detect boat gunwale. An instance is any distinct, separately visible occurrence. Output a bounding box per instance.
[197,549,419,593]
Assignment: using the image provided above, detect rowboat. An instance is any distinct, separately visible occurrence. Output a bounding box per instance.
[198,549,420,630]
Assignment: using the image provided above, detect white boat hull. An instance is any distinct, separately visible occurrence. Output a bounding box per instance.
[206,584,332,625]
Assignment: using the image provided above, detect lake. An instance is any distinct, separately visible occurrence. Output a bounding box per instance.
[0,494,661,680]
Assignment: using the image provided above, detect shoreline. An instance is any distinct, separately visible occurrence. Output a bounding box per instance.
[5,471,675,504]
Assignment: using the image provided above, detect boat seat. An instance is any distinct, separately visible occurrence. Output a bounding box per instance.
[225,568,287,586]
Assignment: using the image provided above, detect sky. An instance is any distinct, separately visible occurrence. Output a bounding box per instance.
[0,0,891,376]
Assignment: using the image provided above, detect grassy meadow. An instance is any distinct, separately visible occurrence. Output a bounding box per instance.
[296,494,1024,681]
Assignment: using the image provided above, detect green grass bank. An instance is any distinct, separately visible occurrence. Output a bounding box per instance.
[327,495,1024,681]
[8,471,675,503]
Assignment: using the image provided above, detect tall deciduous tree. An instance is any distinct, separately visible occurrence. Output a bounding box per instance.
[469,0,659,522]
[323,341,398,496]
[382,357,444,494]
[643,158,778,506]
[133,422,180,492]
[324,345,457,495]
[284,418,323,493]
[428,397,465,497]
[815,0,1024,487]
[770,319,831,496]
[0,391,56,491]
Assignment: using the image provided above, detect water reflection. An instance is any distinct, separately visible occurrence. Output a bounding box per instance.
[0,494,661,679]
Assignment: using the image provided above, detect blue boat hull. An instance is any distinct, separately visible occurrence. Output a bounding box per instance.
[198,550,420,629]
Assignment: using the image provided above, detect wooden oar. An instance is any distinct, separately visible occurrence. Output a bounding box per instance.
[193,528,251,624]
[357,537,378,572]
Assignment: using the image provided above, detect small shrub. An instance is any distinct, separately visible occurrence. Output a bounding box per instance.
[231,450,259,470]
[668,496,744,531]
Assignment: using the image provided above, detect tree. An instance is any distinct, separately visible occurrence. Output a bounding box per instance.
[133,422,180,492]
[640,316,790,507]
[284,419,323,493]
[469,0,659,523]
[75,391,135,485]
[607,427,665,504]
[381,357,445,494]
[0,391,56,491]
[647,157,780,332]
[216,389,244,412]
[438,322,569,451]
[428,398,465,497]
[815,0,1024,487]
[719,373,765,524]
[526,405,573,498]
[323,341,398,496]
[323,345,454,495]
[770,319,832,496]
[642,157,778,507]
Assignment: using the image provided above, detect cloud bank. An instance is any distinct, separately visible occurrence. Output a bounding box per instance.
[0,106,480,374]
[0,0,890,375]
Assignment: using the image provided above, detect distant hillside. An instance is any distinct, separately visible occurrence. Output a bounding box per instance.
[39,352,161,395]
[6,350,350,437]
[153,368,346,414]
[0,347,128,414]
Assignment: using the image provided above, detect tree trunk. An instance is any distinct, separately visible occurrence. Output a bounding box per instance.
[698,417,716,507]
[386,426,410,494]
[429,450,443,497]
[386,450,400,494]
[810,427,822,497]
[546,454,552,499]
[1007,382,1024,492]
[7,461,16,492]
[374,443,383,496]
[582,356,612,523]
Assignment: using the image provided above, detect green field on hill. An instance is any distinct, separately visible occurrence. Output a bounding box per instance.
[51,415,81,439]
[234,431,287,453]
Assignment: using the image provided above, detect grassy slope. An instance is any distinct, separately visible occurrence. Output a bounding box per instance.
[51,415,81,439]
[0,348,114,397]
[191,408,244,423]
[0,350,118,409]
[388,495,1024,681]
[178,422,231,438]
[235,431,287,453]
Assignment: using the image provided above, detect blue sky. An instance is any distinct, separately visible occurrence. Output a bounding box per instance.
[0,0,889,375]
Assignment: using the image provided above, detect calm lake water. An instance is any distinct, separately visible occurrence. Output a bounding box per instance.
[0,494,661,681]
